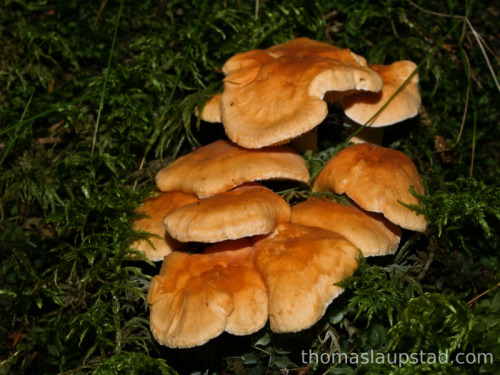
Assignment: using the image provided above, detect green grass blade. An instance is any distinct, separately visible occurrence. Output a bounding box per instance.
[0,92,34,166]
[90,0,125,158]
[446,0,477,177]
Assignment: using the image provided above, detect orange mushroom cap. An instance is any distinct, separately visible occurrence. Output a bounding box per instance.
[341,61,421,127]
[147,245,268,348]
[129,191,199,261]
[253,222,359,333]
[164,183,291,243]
[291,197,402,257]
[220,37,383,148]
[156,139,310,198]
[313,143,428,232]
[199,93,222,123]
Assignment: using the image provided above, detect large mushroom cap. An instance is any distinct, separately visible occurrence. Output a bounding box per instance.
[313,143,428,232]
[291,197,402,257]
[341,61,421,127]
[129,191,199,261]
[147,245,268,348]
[220,37,383,148]
[164,184,291,243]
[253,222,359,333]
[156,140,310,198]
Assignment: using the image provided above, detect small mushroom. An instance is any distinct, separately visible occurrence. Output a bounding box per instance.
[291,197,402,257]
[156,140,310,198]
[164,183,291,243]
[129,191,199,261]
[340,61,421,144]
[313,143,428,232]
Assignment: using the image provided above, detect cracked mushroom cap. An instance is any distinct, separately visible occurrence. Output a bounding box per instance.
[313,143,428,232]
[147,245,268,348]
[253,222,359,333]
[291,197,402,257]
[156,140,310,198]
[129,191,199,261]
[341,61,421,127]
[220,37,383,148]
[164,184,291,243]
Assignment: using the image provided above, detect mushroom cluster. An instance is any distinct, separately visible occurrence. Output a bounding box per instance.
[200,38,421,147]
[130,37,428,348]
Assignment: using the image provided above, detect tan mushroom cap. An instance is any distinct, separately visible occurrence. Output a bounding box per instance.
[164,184,291,243]
[291,198,402,257]
[199,93,222,123]
[156,140,310,198]
[253,222,359,333]
[129,191,199,261]
[220,37,383,148]
[341,61,421,127]
[147,246,268,348]
[313,143,428,232]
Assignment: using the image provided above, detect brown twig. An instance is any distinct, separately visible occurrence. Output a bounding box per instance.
[416,236,436,281]
[468,282,500,306]
[93,0,109,28]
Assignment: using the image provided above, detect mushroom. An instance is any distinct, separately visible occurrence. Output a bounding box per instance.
[218,37,383,148]
[142,38,428,350]
[147,222,360,347]
[253,222,359,333]
[199,91,319,153]
[198,93,222,123]
[313,143,428,232]
[147,244,268,348]
[291,197,402,257]
[164,183,291,243]
[156,139,310,198]
[340,61,421,144]
[129,191,199,261]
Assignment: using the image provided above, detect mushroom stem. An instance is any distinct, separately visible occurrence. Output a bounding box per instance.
[349,124,384,145]
[290,127,318,153]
